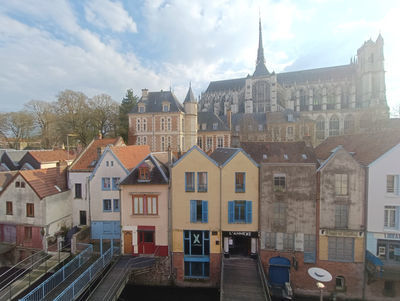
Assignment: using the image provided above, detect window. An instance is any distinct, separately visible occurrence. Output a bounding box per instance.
[328,237,354,262]
[182,119,184,132]
[344,115,354,134]
[190,200,208,223]
[106,161,109,167]
[329,115,340,136]
[75,183,82,199]
[335,204,348,228]
[197,172,207,192]
[24,227,32,241]
[264,232,276,249]
[197,137,203,149]
[206,137,212,150]
[139,166,150,181]
[133,195,158,215]
[142,118,147,131]
[384,206,396,228]
[21,182,25,188]
[304,234,316,263]
[201,123,207,130]
[228,201,252,223]
[139,106,145,113]
[185,172,195,192]
[287,126,293,137]
[112,177,120,190]
[161,136,165,151]
[258,124,263,131]
[6,201,12,215]
[25,203,34,217]
[102,177,111,190]
[137,136,141,145]
[274,175,286,192]
[103,199,112,212]
[387,175,399,194]
[136,118,141,131]
[167,117,171,131]
[143,136,147,145]
[184,230,210,278]
[161,118,165,131]
[181,137,185,151]
[235,172,245,192]
[273,201,287,229]
[282,233,294,251]
[235,125,240,132]
[163,104,169,112]
[217,137,224,148]
[336,276,346,291]
[316,117,325,140]
[80,211,87,225]
[113,199,120,212]
[167,136,171,149]
[212,123,218,130]
[111,161,113,167]
[335,174,348,195]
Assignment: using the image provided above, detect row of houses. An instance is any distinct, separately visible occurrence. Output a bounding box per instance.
[1,129,399,299]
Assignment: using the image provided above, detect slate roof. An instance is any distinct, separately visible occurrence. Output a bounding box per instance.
[0,171,17,193]
[70,137,123,172]
[131,91,184,113]
[110,145,150,171]
[220,113,266,128]
[5,150,29,163]
[198,112,230,132]
[241,141,318,164]
[205,78,246,93]
[184,86,196,103]
[277,64,356,85]
[19,166,68,199]
[209,148,239,165]
[27,149,76,163]
[314,130,400,166]
[120,153,169,185]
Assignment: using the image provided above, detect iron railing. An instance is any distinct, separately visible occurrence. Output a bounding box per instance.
[19,243,93,301]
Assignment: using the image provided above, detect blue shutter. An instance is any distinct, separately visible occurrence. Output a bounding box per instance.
[228,201,234,224]
[190,200,196,223]
[246,201,252,224]
[202,201,208,223]
[101,178,105,190]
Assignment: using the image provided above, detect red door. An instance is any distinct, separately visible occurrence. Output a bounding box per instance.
[137,226,155,254]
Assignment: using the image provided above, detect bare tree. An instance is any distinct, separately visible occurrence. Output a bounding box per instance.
[1,111,34,149]
[88,94,119,137]
[25,100,58,148]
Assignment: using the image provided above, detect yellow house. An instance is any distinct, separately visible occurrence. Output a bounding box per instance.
[209,148,259,257]
[171,146,259,286]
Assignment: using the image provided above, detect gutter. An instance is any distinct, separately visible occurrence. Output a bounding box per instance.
[362,165,369,301]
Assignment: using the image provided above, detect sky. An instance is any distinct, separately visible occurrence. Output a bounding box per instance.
[0,0,399,114]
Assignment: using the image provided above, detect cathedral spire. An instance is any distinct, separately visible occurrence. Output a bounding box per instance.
[253,16,269,77]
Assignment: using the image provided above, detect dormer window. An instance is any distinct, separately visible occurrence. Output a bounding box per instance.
[202,123,207,130]
[139,163,150,181]
[213,123,218,130]
[162,102,170,112]
[139,105,145,113]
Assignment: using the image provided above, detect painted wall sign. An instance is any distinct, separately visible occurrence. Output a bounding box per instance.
[384,233,400,240]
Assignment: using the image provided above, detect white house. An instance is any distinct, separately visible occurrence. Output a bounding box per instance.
[68,137,124,227]
[89,145,150,239]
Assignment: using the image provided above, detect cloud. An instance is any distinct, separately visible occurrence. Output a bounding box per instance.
[84,0,137,33]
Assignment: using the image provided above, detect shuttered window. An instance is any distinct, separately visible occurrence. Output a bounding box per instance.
[228,201,252,223]
[190,200,208,223]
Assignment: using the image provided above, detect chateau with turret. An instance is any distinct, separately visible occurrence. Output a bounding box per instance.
[199,18,389,144]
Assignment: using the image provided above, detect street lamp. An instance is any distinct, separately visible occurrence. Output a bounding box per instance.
[316,282,325,301]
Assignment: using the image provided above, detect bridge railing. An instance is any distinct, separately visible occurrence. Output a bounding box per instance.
[53,244,114,301]
[257,254,272,301]
[19,243,93,301]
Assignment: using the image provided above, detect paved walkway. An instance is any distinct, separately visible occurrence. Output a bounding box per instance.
[88,256,156,301]
[221,257,267,301]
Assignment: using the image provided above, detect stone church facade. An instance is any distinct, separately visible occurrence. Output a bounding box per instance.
[199,19,389,144]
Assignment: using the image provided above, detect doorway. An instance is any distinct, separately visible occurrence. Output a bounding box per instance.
[138,230,155,254]
[123,231,132,255]
[229,235,251,256]
[79,211,87,226]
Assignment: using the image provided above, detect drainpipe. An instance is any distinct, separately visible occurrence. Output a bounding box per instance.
[362,166,369,301]
[168,162,173,279]
[87,176,91,227]
[119,187,122,255]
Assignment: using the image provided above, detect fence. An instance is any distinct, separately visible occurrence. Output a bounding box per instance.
[53,244,115,301]
[19,244,93,301]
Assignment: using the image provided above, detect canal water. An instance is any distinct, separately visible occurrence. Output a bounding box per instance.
[119,285,220,301]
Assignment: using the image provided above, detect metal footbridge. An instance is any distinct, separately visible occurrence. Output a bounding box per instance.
[220,256,271,301]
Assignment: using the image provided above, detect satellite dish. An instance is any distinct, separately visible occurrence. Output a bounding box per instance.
[308,267,332,282]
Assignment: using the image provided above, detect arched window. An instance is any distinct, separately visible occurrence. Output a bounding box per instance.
[300,89,307,111]
[327,87,335,110]
[313,89,322,110]
[329,115,340,136]
[136,118,141,132]
[137,136,141,145]
[161,118,165,131]
[142,118,147,132]
[344,115,354,134]
[142,136,147,145]
[316,117,325,140]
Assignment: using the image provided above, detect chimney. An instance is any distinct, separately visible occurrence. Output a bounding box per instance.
[56,160,68,190]
[227,110,232,130]
[141,88,149,100]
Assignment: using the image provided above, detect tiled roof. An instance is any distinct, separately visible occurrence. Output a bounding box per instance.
[19,166,68,199]
[241,141,318,164]
[0,171,17,193]
[131,91,184,113]
[70,137,123,171]
[111,145,150,171]
[28,149,76,163]
[120,153,169,185]
[314,130,400,166]
[209,148,238,165]
[198,112,230,132]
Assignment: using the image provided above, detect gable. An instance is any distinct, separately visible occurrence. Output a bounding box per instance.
[172,146,219,169]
